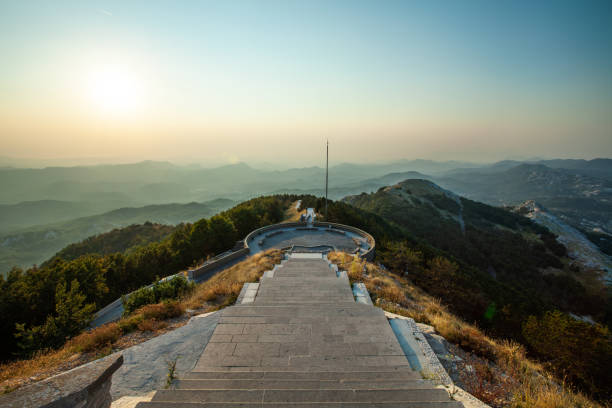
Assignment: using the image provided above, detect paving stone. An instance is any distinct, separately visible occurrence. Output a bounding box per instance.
[242,324,310,336]
[260,356,289,366]
[279,342,310,357]
[209,334,232,343]
[214,324,244,335]
[257,334,304,343]
[201,343,236,357]
[219,317,266,324]
[234,342,280,357]
[231,334,259,343]
[350,342,404,356]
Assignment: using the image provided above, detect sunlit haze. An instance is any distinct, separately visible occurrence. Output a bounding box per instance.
[1,1,611,166]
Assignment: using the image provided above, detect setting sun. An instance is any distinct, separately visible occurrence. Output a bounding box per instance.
[86,64,145,115]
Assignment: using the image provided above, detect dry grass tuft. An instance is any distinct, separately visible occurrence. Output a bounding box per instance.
[327,251,353,266]
[459,354,515,405]
[139,301,185,320]
[137,319,157,332]
[0,348,73,391]
[510,374,600,408]
[347,258,364,281]
[183,249,281,310]
[67,323,122,353]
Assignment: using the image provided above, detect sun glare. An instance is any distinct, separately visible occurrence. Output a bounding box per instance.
[86,65,145,115]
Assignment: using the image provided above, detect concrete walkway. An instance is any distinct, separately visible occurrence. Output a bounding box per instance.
[135,253,462,407]
[111,312,220,400]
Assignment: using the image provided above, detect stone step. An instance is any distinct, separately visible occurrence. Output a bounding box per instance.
[253,296,352,300]
[151,388,453,403]
[260,284,340,287]
[253,301,355,305]
[253,294,351,297]
[174,379,432,390]
[137,402,463,408]
[136,254,462,408]
[222,307,385,318]
[253,294,351,298]
[184,371,421,381]
[190,365,418,373]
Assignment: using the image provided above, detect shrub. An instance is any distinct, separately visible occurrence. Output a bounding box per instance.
[137,301,185,321]
[380,285,406,304]
[117,314,143,333]
[137,319,157,332]
[67,323,122,353]
[347,259,364,281]
[183,250,281,310]
[123,275,194,315]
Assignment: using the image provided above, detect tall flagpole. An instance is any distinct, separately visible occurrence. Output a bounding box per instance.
[325,140,328,220]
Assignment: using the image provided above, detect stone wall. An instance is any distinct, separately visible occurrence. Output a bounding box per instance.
[0,355,123,408]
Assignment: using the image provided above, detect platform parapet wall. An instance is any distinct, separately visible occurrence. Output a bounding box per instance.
[314,222,376,261]
[244,221,375,261]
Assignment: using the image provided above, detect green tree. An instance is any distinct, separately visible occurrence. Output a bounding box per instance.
[15,279,95,354]
[228,206,260,237]
[189,219,213,261]
[208,215,237,253]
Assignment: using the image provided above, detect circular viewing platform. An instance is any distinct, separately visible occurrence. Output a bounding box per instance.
[245,222,375,260]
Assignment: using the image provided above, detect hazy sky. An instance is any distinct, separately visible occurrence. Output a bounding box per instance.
[1,0,611,166]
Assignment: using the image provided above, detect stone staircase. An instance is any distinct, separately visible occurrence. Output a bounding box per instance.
[136,254,462,407]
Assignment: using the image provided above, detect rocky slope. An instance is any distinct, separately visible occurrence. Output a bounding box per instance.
[514,200,611,283]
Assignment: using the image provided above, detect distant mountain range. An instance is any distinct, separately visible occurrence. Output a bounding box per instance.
[0,159,479,206]
[1,157,610,271]
[0,199,234,274]
[433,161,612,254]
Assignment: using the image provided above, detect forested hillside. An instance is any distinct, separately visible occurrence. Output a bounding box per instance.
[0,195,294,360]
[0,199,234,273]
[308,182,611,399]
[46,223,176,263]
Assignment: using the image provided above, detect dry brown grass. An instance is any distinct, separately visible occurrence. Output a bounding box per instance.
[67,323,122,353]
[182,249,281,310]
[0,249,282,394]
[510,376,600,408]
[327,251,605,408]
[459,354,516,406]
[139,301,185,320]
[0,348,74,392]
[327,251,353,266]
[136,319,157,332]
